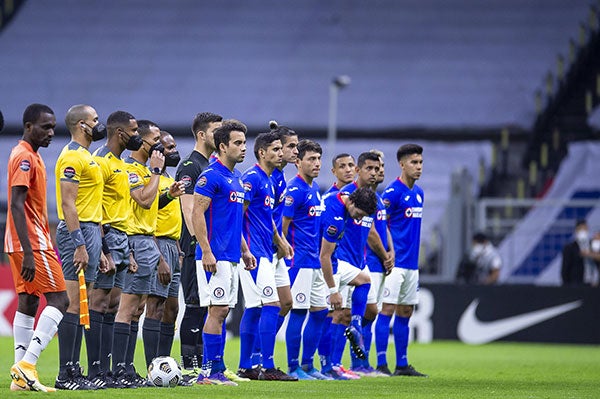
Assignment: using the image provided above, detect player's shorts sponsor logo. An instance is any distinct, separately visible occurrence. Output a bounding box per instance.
[181,175,192,188]
[295,293,306,303]
[229,191,244,204]
[128,172,139,185]
[19,160,31,171]
[404,207,423,218]
[383,198,391,208]
[197,176,207,188]
[383,288,390,297]
[326,225,338,237]
[213,287,225,298]
[263,286,274,297]
[63,166,76,179]
[285,195,294,206]
[243,181,252,192]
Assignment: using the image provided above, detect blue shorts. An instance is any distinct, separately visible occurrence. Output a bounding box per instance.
[95,227,130,289]
[151,237,181,298]
[56,221,101,283]
[123,235,160,295]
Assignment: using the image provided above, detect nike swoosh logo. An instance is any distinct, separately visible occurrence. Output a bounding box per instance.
[457,299,582,344]
[190,328,200,333]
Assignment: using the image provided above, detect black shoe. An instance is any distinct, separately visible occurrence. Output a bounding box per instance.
[177,378,194,386]
[258,368,298,381]
[87,372,108,389]
[237,367,261,380]
[55,368,95,390]
[112,367,137,389]
[102,371,127,388]
[128,372,149,388]
[72,365,99,390]
[376,365,392,376]
[392,365,427,377]
[344,326,367,360]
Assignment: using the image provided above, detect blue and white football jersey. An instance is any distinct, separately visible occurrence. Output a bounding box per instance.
[242,164,276,261]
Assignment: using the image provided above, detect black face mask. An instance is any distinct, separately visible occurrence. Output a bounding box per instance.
[123,132,143,151]
[165,151,181,167]
[82,122,106,141]
[148,142,165,156]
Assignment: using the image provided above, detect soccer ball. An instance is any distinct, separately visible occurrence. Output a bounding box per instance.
[147,356,182,387]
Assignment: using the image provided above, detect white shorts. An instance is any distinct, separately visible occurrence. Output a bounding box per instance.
[382,268,419,306]
[367,270,385,305]
[273,254,291,288]
[333,274,354,309]
[334,260,363,309]
[196,260,239,307]
[290,268,328,309]
[239,257,279,308]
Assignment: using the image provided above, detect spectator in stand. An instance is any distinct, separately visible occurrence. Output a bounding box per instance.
[456,232,502,285]
[561,219,590,286]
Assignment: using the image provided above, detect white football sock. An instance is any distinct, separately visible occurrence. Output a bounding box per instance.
[13,311,35,363]
[22,306,63,365]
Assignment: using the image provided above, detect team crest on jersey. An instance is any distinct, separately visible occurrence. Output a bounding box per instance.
[416,194,423,204]
[19,160,31,171]
[197,176,207,187]
[383,288,390,297]
[295,293,306,303]
[213,287,225,298]
[264,195,274,208]
[63,166,76,179]
[181,175,192,187]
[326,225,338,237]
[263,286,274,297]
[383,198,391,208]
[243,181,252,192]
[285,195,294,206]
[128,172,139,185]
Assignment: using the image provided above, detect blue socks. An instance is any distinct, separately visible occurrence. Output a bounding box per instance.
[362,318,375,368]
[331,323,347,366]
[260,305,280,369]
[202,332,223,374]
[285,309,307,370]
[350,283,370,330]
[375,313,391,367]
[393,315,410,368]
[239,307,261,369]
[300,309,328,368]
[318,316,333,371]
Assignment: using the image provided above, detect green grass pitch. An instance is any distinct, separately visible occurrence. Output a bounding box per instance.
[2,336,599,398]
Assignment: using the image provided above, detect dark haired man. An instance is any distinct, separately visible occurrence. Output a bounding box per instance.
[8,104,68,392]
[375,143,427,377]
[176,112,223,375]
[192,120,256,385]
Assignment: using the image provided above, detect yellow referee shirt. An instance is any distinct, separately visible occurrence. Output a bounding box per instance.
[155,174,182,240]
[125,156,158,236]
[55,141,103,223]
[93,145,131,232]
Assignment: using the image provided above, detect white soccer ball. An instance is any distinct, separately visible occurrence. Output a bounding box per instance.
[147,356,182,387]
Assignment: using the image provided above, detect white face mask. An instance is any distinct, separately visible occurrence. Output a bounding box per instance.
[592,240,600,253]
[575,230,589,243]
[470,244,484,258]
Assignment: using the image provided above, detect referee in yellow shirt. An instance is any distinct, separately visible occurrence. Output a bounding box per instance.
[55,104,105,390]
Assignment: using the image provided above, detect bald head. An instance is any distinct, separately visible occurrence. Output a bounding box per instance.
[65,104,95,132]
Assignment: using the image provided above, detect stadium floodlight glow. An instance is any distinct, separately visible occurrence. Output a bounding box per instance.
[328,75,351,164]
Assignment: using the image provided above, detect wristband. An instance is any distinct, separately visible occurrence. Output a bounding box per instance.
[70,229,86,248]
[101,237,110,255]
[166,192,175,200]
[329,286,338,295]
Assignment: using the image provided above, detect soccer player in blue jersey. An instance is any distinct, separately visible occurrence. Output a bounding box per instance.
[237,132,296,381]
[375,144,427,377]
[283,140,330,380]
[318,153,357,379]
[360,150,395,375]
[192,120,257,386]
[323,152,392,377]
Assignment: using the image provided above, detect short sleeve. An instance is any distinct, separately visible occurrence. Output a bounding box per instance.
[8,152,34,188]
[57,152,85,183]
[127,164,145,191]
[382,186,396,213]
[242,171,260,202]
[177,161,201,195]
[194,170,219,197]
[282,186,301,218]
[321,199,345,243]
